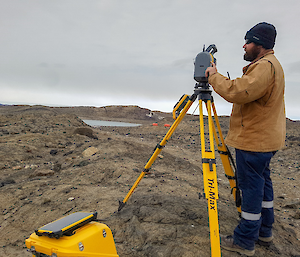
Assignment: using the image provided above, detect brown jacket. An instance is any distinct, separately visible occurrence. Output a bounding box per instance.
[208,50,286,152]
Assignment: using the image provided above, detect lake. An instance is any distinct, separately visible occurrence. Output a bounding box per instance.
[83,119,142,127]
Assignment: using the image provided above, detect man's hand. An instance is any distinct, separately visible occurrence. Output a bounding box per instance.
[205,62,217,77]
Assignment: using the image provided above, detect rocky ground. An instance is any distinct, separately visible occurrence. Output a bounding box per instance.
[0,105,299,257]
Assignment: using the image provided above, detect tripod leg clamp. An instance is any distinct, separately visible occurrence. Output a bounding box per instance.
[225,174,236,180]
[230,187,242,208]
[154,144,164,151]
[202,158,216,171]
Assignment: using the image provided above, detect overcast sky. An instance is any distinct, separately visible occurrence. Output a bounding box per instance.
[1,0,299,119]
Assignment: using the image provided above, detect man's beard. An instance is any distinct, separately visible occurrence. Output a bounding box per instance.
[244,45,261,62]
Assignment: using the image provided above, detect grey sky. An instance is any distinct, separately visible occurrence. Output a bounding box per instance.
[1,0,299,119]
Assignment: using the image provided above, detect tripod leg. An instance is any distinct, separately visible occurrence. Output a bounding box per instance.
[199,99,221,257]
[118,95,196,212]
[209,102,241,213]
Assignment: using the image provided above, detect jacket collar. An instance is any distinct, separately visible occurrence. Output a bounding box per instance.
[243,50,274,74]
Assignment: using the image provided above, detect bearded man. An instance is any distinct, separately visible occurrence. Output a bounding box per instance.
[205,22,286,256]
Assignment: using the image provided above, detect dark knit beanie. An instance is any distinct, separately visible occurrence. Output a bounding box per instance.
[245,22,277,49]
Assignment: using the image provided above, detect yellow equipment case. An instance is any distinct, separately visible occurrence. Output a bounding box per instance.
[25,212,119,257]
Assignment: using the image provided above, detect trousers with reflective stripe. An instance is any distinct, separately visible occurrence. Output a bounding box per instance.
[233,149,275,250]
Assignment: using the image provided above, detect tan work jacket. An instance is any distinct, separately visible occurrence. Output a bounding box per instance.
[208,50,286,152]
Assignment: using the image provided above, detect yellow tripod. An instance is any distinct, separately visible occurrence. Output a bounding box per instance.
[118,83,241,257]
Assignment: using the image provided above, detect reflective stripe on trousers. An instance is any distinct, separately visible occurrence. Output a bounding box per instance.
[242,201,274,221]
[241,211,261,221]
[262,200,273,208]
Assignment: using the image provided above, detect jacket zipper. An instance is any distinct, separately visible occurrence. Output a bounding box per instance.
[240,106,244,127]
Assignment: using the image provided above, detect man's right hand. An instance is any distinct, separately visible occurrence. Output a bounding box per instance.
[205,62,217,77]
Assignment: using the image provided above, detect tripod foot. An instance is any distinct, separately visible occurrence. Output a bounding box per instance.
[118,201,126,212]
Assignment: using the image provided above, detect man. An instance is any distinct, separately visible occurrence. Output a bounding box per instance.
[205,22,286,256]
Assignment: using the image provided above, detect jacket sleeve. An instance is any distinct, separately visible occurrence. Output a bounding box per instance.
[208,60,273,104]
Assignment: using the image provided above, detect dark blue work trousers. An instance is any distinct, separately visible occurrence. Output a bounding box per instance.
[233,149,275,250]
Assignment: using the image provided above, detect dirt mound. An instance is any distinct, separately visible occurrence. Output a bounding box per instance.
[0,105,299,256]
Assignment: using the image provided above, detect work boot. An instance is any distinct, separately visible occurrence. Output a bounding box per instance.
[220,235,255,256]
[258,235,273,246]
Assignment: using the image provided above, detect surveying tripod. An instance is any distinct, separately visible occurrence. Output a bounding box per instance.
[118,45,241,257]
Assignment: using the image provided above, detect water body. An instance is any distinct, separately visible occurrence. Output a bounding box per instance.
[83,119,142,127]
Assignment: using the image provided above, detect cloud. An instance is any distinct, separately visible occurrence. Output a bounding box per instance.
[285,61,300,78]
[0,0,299,119]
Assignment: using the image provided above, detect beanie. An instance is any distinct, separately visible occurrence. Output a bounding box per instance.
[244,22,277,49]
